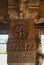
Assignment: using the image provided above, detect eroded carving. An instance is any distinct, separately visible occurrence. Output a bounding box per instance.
[13,24,29,42]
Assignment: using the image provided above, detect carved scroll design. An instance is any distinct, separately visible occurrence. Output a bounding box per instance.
[13,24,29,42]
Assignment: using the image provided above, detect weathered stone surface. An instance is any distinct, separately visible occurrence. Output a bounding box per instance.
[8,63,35,65]
[8,19,37,63]
[8,51,36,63]
[7,40,36,52]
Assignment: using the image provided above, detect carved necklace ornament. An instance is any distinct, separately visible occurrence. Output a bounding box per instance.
[13,24,29,42]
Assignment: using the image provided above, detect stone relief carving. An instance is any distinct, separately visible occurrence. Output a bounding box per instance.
[29,0,40,4]
[8,51,36,63]
[13,24,29,42]
[8,41,35,52]
[8,0,40,19]
[8,19,36,63]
